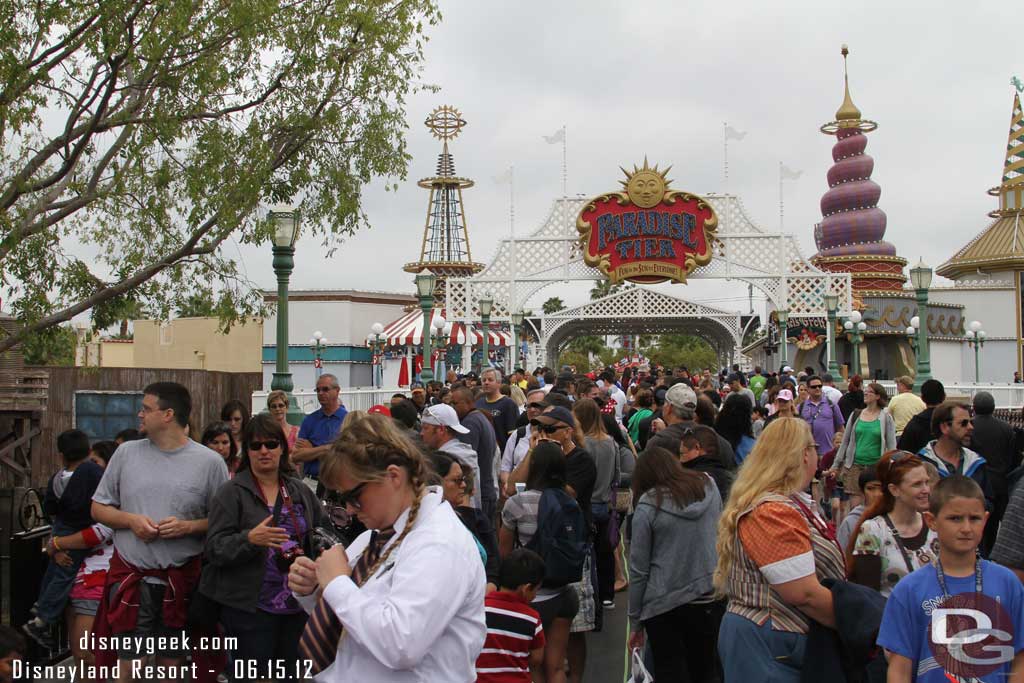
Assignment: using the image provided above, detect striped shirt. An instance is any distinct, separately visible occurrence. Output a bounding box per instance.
[475,591,545,682]
[726,493,845,634]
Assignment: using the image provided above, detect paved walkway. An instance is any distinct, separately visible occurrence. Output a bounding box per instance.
[584,590,630,682]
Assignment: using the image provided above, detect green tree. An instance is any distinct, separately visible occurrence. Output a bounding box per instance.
[0,0,440,354]
[542,297,565,314]
[648,334,717,371]
[589,279,622,301]
[22,325,77,366]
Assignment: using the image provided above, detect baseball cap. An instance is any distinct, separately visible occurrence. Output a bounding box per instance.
[532,406,576,429]
[726,372,744,384]
[367,404,392,416]
[777,389,794,402]
[421,404,470,434]
[665,383,697,410]
[782,366,793,373]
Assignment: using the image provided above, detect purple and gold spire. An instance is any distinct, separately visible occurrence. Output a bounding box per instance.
[812,45,906,293]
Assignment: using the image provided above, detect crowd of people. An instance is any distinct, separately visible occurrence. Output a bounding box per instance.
[10,361,1024,682]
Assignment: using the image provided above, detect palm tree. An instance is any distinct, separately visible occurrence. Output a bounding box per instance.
[589,279,622,301]
[542,297,565,314]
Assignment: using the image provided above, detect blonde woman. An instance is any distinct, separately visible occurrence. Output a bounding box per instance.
[287,414,486,681]
[267,390,300,449]
[714,418,845,683]
[574,398,620,610]
[509,384,528,412]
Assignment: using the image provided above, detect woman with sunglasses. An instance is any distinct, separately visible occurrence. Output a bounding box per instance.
[201,422,239,475]
[201,414,325,680]
[428,451,500,589]
[267,390,300,450]
[287,413,486,681]
[847,451,936,598]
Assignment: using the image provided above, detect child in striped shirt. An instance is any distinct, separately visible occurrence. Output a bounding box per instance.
[476,549,546,682]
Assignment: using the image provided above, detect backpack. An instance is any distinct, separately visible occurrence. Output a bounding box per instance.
[526,488,588,587]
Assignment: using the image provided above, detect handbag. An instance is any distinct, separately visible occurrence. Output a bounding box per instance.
[630,647,654,683]
[614,487,633,514]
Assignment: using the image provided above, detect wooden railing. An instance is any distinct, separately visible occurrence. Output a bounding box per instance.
[0,369,48,412]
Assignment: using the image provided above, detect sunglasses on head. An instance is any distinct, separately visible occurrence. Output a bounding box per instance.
[337,481,369,510]
[248,439,281,451]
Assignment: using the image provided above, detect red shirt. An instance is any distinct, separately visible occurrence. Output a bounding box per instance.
[475,590,545,682]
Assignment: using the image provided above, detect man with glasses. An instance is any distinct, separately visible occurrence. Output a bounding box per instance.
[919,401,995,518]
[798,375,845,454]
[420,404,480,508]
[293,374,348,494]
[500,390,547,497]
[90,382,227,680]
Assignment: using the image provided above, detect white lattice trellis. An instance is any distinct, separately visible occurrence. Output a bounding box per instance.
[446,194,852,365]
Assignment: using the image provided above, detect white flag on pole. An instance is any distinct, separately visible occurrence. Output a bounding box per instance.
[724,125,747,141]
[543,127,565,144]
[780,164,803,180]
[493,166,513,184]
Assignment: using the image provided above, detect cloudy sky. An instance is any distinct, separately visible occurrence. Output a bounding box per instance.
[237,0,1019,315]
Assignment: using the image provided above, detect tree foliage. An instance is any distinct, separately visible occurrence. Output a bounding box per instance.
[0,0,440,353]
[588,279,624,301]
[22,324,77,366]
[647,334,718,372]
[542,297,565,314]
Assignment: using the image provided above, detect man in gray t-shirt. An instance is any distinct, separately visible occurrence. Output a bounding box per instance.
[93,437,226,569]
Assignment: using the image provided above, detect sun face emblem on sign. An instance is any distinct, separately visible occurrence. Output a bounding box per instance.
[577,159,718,284]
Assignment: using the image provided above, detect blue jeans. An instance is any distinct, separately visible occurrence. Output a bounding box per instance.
[718,612,806,683]
[35,522,87,624]
[219,606,308,681]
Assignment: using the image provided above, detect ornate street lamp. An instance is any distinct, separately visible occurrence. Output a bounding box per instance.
[510,309,525,372]
[268,207,302,425]
[479,293,494,373]
[823,292,840,377]
[430,314,449,380]
[966,320,986,383]
[309,330,327,379]
[415,271,437,383]
[776,309,790,368]
[368,322,385,388]
[843,310,868,377]
[909,258,933,392]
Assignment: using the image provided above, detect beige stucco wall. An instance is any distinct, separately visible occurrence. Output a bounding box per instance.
[133,317,262,372]
[98,341,134,367]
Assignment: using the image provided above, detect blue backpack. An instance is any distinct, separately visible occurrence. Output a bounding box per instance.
[527,487,588,587]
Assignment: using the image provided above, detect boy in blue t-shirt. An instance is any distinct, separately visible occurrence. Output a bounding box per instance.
[878,474,1024,682]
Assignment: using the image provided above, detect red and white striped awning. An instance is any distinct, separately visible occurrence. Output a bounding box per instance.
[380,308,511,347]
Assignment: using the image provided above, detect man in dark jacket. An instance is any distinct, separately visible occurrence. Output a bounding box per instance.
[971,391,1021,552]
[679,425,733,501]
[896,378,945,454]
[646,383,736,470]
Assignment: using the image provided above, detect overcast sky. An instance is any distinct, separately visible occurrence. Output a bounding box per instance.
[236,0,1018,315]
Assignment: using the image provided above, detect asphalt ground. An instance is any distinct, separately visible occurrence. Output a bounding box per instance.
[584,589,630,683]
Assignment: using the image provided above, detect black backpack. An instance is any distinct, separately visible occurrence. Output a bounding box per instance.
[526,487,588,587]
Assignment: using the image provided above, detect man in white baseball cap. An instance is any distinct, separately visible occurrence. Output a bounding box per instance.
[420,404,482,508]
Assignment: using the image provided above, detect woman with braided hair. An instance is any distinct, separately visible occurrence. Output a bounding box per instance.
[287,413,486,681]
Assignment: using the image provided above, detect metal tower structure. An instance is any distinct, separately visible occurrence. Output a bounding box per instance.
[403,105,483,301]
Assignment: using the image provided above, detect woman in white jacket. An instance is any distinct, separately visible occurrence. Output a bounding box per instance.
[288,414,486,682]
[828,382,897,516]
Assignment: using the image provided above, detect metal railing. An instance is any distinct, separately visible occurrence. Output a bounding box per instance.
[251,387,402,416]
[874,382,1024,410]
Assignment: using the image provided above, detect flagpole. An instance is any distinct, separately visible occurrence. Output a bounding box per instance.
[779,161,784,231]
[509,164,516,373]
[562,124,568,197]
[723,122,729,188]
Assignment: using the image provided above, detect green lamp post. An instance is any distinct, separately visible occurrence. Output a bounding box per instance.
[843,310,867,377]
[777,309,790,368]
[479,294,494,373]
[909,259,933,392]
[824,292,840,378]
[966,320,986,382]
[510,309,525,373]
[415,270,437,384]
[268,208,303,425]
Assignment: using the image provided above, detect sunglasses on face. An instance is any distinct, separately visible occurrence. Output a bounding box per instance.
[808,384,822,389]
[532,423,567,434]
[338,481,369,510]
[315,386,336,393]
[248,439,281,451]
[527,402,547,410]
[945,418,973,428]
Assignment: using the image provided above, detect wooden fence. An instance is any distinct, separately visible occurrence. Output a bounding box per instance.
[34,367,261,487]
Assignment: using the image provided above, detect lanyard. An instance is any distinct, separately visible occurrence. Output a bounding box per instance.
[255,480,302,540]
[935,555,983,598]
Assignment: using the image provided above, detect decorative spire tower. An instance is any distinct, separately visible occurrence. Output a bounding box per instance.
[989,89,1024,217]
[812,45,906,295]
[403,105,483,301]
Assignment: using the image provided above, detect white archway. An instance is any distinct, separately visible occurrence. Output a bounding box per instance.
[446,194,852,367]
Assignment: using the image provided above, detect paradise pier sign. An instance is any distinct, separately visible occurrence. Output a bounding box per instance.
[576,159,718,284]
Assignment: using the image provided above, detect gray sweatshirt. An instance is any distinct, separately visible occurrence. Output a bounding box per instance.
[628,477,722,630]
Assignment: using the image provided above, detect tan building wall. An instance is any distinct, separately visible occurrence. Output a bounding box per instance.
[133,317,262,372]
[98,340,135,367]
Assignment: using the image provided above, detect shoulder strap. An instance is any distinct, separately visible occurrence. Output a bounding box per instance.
[880,514,916,573]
